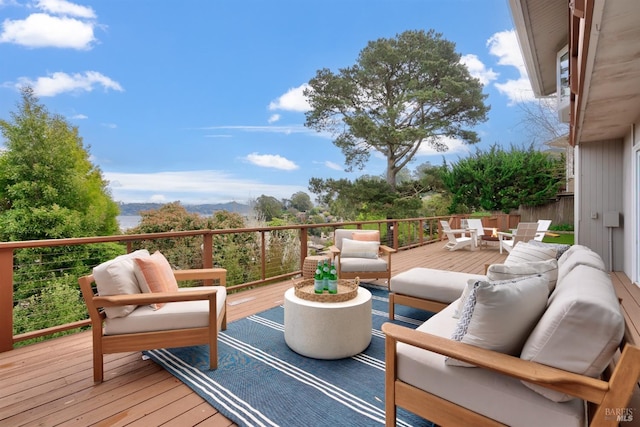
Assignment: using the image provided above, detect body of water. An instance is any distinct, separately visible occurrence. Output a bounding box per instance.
[117,215,141,231]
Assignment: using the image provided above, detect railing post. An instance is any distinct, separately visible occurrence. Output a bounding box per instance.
[392,220,399,250]
[299,227,308,271]
[0,248,14,352]
[260,231,266,281]
[202,233,214,286]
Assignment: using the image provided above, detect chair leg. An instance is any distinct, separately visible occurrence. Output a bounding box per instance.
[389,293,396,320]
[94,348,104,383]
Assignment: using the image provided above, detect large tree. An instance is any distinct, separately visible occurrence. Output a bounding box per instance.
[304,29,489,189]
[0,87,119,240]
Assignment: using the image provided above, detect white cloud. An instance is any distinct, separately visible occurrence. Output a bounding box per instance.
[149,194,167,203]
[268,114,280,124]
[269,84,311,112]
[245,152,299,170]
[460,54,498,86]
[494,78,536,104]
[416,136,472,157]
[325,161,342,171]
[487,29,535,104]
[37,0,96,19]
[203,124,317,136]
[17,71,123,96]
[70,113,87,119]
[101,123,117,129]
[0,13,96,49]
[104,170,307,204]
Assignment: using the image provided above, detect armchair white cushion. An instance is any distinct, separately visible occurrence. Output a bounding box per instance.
[104,286,227,335]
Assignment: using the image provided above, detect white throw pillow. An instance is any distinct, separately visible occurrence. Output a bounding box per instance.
[93,249,150,318]
[487,259,558,292]
[452,278,477,319]
[446,275,549,367]
[505,242,557,265]
[340,238,379,259]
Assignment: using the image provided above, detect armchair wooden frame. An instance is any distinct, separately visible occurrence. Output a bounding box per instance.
[79,269,227,383]
[382,322,640,427]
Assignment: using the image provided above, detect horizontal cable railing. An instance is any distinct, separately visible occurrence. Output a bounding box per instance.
[0,214,520,352]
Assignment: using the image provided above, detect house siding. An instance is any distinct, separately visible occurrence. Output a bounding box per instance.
[577,139,624,271]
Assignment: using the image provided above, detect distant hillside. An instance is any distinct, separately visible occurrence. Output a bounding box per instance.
[118,202,251,216]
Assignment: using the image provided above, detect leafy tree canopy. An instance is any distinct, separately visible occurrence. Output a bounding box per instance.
[442,145,564,213]
[252,195,284,222]
[288,191,313,212]
[0,87,119,240]
[304,29,489,189]
[309,176,422,220]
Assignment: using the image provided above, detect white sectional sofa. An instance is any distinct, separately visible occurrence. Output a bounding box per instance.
[383,243,638,427]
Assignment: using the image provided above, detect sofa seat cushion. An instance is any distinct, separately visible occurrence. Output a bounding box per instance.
[390,268,485,304]
[520,265,624,402]
[396,303,585,427]
[104,286,227,335]
[339,257,387,272]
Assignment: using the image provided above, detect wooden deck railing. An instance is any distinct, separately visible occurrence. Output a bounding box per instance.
[0,214,521,353]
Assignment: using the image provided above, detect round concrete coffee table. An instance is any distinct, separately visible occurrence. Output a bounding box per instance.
[284,286,372,359]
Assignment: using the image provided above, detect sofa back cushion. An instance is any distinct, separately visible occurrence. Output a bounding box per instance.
[556,244,592,267]
[556,247,606,283]
[93,249,150,318]
[487,259,558,292]
[520,264,625,402]
[504,242,557,265]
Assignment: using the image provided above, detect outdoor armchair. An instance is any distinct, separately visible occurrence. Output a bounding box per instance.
[329,229,395,288]
[497,222,538,254]
[79,250,227,383]
[439,220,474,251]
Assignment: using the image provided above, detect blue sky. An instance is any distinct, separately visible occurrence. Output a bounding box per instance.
[0,0,538,205]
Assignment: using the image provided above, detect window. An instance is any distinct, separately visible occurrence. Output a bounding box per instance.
[557,46,570,123]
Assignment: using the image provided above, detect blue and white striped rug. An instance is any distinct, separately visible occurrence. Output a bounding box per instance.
[144,284,434,427]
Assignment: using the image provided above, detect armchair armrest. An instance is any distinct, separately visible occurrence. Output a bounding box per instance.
[381,323,609,403]
[379,245,396,254]
[173,268,226,283]
[93,289,219,308]
[496,231,513,241]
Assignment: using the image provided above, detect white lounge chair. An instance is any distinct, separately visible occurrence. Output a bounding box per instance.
[535,219,552,241]
[497,222,539,254]
[440,220,473,251]
[466,218,490,247]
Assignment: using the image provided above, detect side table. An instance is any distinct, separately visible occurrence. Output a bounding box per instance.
[283,287,372,359]
[302,255,329,280]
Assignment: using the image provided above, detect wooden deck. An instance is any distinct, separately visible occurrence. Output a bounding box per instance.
[0,242,635,426]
